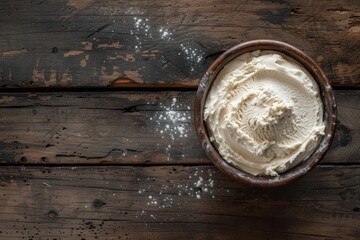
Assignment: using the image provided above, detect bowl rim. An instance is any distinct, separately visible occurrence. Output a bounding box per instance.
[194,39,337,187]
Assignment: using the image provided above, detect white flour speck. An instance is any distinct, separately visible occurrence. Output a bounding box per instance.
[179,42,205,72]
[150,97,191,142]
[137,167,217,221]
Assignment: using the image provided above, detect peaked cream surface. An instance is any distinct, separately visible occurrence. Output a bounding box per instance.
[204,50,325,176]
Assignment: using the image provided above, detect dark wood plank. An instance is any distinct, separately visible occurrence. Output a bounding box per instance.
[0,90,358,165]
[0,0,359,88]
[0,165,359,239]
[326,91,360,163]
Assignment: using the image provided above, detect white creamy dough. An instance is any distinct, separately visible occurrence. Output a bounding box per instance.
[204,50,325,176]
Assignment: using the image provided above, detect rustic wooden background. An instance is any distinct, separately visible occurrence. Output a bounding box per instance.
[0,0,359,239]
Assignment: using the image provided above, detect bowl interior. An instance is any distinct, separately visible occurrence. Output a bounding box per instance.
[194,40,336,187]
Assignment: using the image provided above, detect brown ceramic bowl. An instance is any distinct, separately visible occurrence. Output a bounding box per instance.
[194,40,336,187]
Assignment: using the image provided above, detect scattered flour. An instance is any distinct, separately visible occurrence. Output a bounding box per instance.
[151,97,191,141]
[159,27,173,40]
[147,96,192,161]
[132,16,173,50]
[127,10,204,72]
[136,168,217,221]
[179,42,205,72]
[136,168,218,222]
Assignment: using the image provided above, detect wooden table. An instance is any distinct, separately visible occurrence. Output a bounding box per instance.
[0,0,359,239]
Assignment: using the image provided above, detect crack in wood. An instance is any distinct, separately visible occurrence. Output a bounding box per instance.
[55,148,142,160]
[87,23,112,38]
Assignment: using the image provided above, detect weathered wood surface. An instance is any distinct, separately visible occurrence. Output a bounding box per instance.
[0,90,357,165]
[0,165,359,240]
[0,0,359,88]
[0,0,360,239]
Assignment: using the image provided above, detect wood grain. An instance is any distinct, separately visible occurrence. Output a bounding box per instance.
[0,90,358,165]
[0,165,359,239]
[0,1,359,239]
[0,0,359,88]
